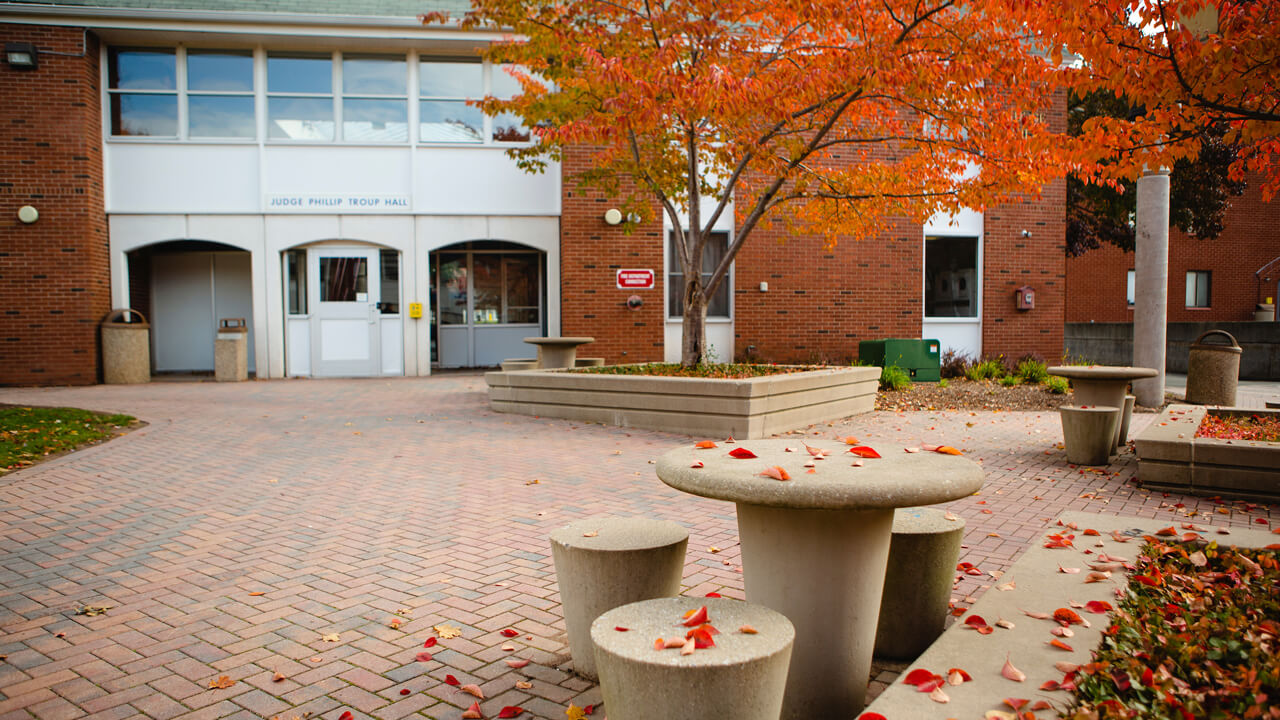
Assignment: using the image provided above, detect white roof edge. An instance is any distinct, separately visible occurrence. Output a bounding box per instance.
[0,3,474,32]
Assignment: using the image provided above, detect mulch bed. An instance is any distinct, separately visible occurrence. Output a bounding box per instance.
[875,378,1071,412]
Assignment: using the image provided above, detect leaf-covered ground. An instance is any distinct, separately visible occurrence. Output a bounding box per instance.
[1062,540,1280,720]
[0,405,137,474]
[571,362,818,379]
[1196,413,1280,443]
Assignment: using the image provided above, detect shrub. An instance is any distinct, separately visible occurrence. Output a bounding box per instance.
[998,375,1020,387]
[938,378,949,389]
[1015,358,1049,384]
[965,358,1005,381]
[1045,376,1069,394]
[879,364,912,391]
[940,350,971,379]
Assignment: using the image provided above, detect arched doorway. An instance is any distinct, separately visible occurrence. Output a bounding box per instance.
[127,240,255,375]
[283,243,403,378]
[431,241,545,367]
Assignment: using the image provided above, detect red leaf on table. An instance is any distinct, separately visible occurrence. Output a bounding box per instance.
[759,466,791,481]
[614,626,629,632]
[681,606,709,627]
[738,624,758,634]
[1048,639,1074,651]
[1040,680,1061,691]
[1005,698,1029,710]
[500,628,519,637]
[505,658,529,668]
[694,440,717,449]
[903,668,940,687]
[1054,608,1084,625]
[1030,700,1053,711]
[1155,526,1177,536]
[415,652,433,662]
[947,668,972,684]
[857,714,887,720]
[444,674,460,686]
[916,676,945,693]
[690,461,704,468]
[1082,528,1100,536]
[339,713,354,720]
[728,447,757,459]
[686,624,717,648]
[963,614,988,628]
[934,445,963,456]
[1085,600,1113,614]
[848,446,881,458]
[461,702,483,719]
[498,708,524,719]
[704,592,721,598]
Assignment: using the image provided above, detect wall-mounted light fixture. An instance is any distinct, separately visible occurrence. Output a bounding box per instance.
[603,208,624,226]
[5,42,38,70]
[17,205,39,224]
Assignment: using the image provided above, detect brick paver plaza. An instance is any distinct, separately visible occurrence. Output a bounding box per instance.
[1,374,1275,720]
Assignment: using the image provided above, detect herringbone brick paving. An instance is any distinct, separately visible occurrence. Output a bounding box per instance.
[0,374,1274,720]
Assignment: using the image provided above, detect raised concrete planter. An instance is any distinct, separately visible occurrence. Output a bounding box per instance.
[486,365,878,439]
[550,518,688,680]
[501,359,538,372]
[575,357,606,367]
[1135,404,1280,501]
[1058,405,1120,465]
[591,597,794,720]
[874,507,965,661]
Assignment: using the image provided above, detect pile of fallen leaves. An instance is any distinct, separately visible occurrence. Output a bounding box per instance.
[1,405,136,473]
[1196,412,1280,443]
[875,378,1071,412]
[572,362,820,379]
[1061,540,1280,720]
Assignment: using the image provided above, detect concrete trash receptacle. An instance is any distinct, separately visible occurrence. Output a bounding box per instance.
[1185,330,1241,406]
[100,309,150,384]
[215,318,248,382]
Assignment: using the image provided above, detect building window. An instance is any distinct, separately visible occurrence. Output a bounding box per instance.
[491,65,530,143]
[419,59,484,143]
[668,232,731,319]
[285,249,307,315]
[342,55,407,142]
[924,235,979,318]
[379,249,400,314]
[187,50,255,138]
[267,53,335,141]
[1126,269,1135,306]
[1186,271,1211,308]
[107,48,178,136]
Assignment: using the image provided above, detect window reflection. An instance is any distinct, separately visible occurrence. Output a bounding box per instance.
[924,236,978,318]
[438,254,468,325]
[319,257,368,302]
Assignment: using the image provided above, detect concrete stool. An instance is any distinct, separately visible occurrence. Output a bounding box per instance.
[550,518,688,680]
[591,597,794,720]
[1059,405,1120,466]
[1116,394,1137,452]
[500,359,538,371]
[575,357,606,367]
[873,507,965,661]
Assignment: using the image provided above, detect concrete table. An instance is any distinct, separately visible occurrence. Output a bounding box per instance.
[1048,365,1157,451]
[523,336,595,370]
[656,439,984,719]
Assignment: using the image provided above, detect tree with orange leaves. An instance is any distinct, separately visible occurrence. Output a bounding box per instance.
[1008,0,1279,200]
[425,1,1085,366]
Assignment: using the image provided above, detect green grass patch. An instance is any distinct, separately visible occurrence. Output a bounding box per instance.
[965,358,1005,381]
[1062,540,1279,720]
[1,406,137,473]
[879,365,912,391]
[1015,358,1050,384]
[571,362,820,379]
[998,374,1020,387]
[1045,376,1070,394]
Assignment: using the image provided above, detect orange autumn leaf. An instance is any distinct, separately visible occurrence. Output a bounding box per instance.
[728,447,757,459]
[738,624,758,634]
[1054,608,1085,626]
[1002,655,1027,682]
[840,436,859,445]
[208,675,235,689]
[934,446,963,456]
[460,683,485,699]
[505,658,530,669]
[681,606,709,627]
[947,668,972,685]
[247,591,266,597]
[1048,639,1074,651]
[759,466,791,481]
[461,702,483,719]
[694,440,717,449]
[848,446,881,459]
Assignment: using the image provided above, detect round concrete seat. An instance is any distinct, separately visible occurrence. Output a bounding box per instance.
[591,597,794,720]
[873,507,965,660]
[550,518,688,680]
[1059,404,1121,465]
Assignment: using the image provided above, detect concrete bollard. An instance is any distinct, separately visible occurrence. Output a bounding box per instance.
[591,597,794,720]
[1059,405,1121,465]
[874,507,965,661]
[550,518,688,680]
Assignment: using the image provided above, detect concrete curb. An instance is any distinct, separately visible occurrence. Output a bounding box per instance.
[862,510,1280,719]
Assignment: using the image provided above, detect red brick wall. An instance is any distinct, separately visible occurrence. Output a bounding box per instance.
[558,145,666,363]
[1066,176,1279,323]
[0,24,108,386]
[983,179,1068,363]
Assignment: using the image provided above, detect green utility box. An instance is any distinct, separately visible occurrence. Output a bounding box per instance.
[858,338,942,382]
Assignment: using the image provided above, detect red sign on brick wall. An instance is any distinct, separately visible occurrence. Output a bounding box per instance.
[616,269,655,290]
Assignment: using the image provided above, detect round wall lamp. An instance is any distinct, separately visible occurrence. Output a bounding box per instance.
[603,208,624,226]
[17,205,39,224]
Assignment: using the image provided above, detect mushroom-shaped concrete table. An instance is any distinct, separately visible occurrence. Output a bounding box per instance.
[656,438,984,720]
[523,336,595,369]
[1048,365,1157,450]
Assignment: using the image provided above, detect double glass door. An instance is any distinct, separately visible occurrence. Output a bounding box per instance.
[433,248,542,367]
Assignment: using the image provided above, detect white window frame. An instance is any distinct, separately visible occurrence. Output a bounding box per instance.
[185,48,256,140]
[1126,269,1135,306]
[666,231,733,321]
[1186,270,1211,308]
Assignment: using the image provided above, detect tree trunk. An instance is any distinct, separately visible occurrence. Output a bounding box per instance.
[680,276,708,367]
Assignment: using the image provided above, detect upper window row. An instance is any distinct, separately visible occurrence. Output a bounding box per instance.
[106,48,529,144]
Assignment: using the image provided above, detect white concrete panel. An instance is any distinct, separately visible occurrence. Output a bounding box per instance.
[319,319,372,361]
[107,144,259,213]
[110,215,189,254]
[213,252,256,374]
[416,215,490,251]
[474,326,533,367]
[186,215,264,252]
[664,320,735,363]
[152,252,215,372]
[438,326,470,367]
[381,317,403,375]
[664,323,681,363]
[264,146,411,200]
[338,215,414,250]
[922,321,982,361]
[925,208,983,237]
[415,148,559,215]
[265,216,343,251]
[287,317,311,376]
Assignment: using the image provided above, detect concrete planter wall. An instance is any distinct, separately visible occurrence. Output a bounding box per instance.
[1135,404,1280,501]
[485,365,879,439]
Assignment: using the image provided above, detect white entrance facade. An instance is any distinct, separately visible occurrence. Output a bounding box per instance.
[922,208,984,360]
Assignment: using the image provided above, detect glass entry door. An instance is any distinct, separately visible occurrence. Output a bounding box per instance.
[433,247,542,367]
[309,247,381,376]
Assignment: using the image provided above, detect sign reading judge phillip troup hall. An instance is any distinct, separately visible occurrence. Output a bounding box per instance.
[616,269,655,290]
[265,194,410,212]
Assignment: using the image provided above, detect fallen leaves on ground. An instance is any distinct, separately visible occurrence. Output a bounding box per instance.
[1002,655,1027,682]
[460,683,484,699]
[208,675,235,689]
[434,625,462,639]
